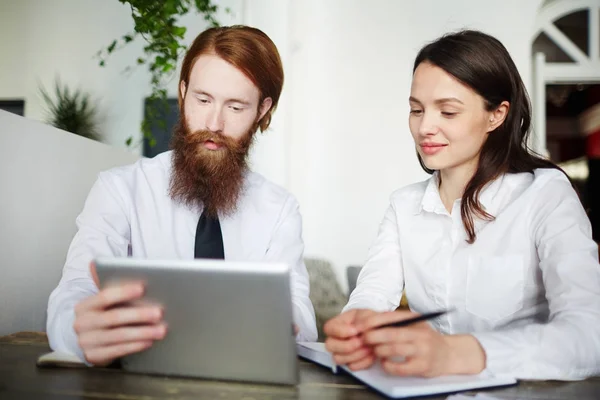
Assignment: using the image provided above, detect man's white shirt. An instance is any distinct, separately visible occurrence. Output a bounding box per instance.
[47,151,318,360]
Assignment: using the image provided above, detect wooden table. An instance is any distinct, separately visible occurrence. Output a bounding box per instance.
[2,332,600,399]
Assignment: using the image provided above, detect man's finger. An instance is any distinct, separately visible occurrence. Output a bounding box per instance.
[84,340,153,367]
[90,261,100,288]
[74,305,162,333]
[75,283,145,313]
[79,324,167,348]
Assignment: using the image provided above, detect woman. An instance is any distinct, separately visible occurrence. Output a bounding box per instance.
[324,30,600,381]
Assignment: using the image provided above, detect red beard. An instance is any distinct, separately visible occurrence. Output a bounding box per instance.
[169,117,256,217]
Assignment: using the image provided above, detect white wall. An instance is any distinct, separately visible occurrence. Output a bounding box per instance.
[0,0,546,291]
[288,0,544,289]
[0,111,139,335]
[241,0,293,188]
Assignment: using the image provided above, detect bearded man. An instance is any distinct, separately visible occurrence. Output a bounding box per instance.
[47,25,318,367]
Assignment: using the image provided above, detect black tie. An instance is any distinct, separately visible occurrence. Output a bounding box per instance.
[194,211,225,259]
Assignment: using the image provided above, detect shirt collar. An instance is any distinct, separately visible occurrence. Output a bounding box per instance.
[415,171,506,225]
[415,172,447,216]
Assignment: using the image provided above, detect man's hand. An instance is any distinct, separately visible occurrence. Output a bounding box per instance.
[323,309,378,371]
[74,263,167,366]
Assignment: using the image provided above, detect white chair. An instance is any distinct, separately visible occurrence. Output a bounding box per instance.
[0,111,139,335]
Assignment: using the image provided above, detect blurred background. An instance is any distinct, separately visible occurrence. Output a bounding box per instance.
[1,0,599,337]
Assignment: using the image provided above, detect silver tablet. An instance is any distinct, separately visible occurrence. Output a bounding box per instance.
[94,257,299,385]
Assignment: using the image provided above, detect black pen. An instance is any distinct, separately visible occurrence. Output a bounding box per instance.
[373,309,453,330]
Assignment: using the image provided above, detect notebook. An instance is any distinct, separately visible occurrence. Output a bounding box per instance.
[297,342,517,399]
[37,351,86,368]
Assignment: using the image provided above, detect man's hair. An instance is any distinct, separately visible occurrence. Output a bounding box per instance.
[179,25,284,132]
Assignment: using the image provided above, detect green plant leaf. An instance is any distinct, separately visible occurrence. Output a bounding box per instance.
[173,26,186,38]
[107,40,117,54]
[38,77,102,142]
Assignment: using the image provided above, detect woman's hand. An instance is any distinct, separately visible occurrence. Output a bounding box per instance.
[324,309,379,371]
[356,311,486,377]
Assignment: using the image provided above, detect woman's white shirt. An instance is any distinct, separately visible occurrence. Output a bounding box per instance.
[344,169,600,380]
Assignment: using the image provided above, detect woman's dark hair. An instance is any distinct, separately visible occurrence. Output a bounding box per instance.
[413,29,564,243]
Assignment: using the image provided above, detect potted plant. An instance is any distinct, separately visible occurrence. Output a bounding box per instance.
[38,78,102,142]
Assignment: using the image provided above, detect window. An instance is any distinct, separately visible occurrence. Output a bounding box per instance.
[0,100,25,116]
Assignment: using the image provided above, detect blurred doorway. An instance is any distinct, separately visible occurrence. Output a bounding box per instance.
[532,0,600,240]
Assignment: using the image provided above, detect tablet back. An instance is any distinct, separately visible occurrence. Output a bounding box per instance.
[95,257,298,385]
